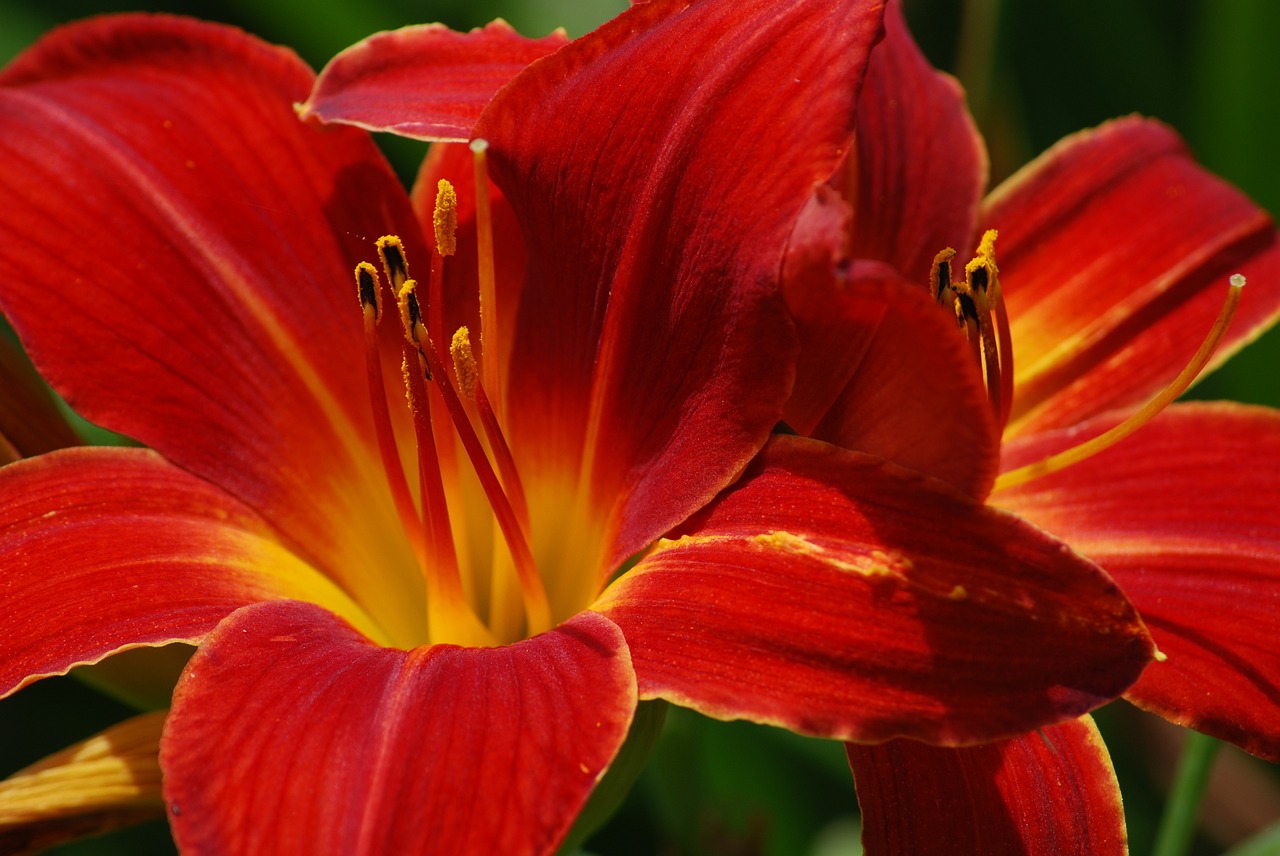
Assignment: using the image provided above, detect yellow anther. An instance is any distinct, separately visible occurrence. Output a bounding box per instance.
[396,279,428,359]
[434,180,458,258]
[451,326,478,400]
[964,229,999,287]
[354,261,381,323]
[929,247,957,306]
[377,235,409,289]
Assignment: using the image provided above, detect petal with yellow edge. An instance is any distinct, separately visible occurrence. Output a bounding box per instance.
[161,602,636,856]
[985,116,1280,437]
[848,715,1126,856]
[0,14,432,647]
[594,436,1154,746]
[0,447,385,698]
[301,20,569,142]
[996,402,1280,761]
[0,711,166,856]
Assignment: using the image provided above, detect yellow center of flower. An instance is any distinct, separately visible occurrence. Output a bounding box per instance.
[351,143,599,648]
[931,232,1245,491]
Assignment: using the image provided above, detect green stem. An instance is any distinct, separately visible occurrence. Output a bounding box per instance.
[1152,731,1222,856]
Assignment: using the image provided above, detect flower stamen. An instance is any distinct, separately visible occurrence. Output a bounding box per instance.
[452,325,531,536]
[354,262,424,564]
[931,230,1014,427]
[403,289,552,637]
[995,274,1245,491]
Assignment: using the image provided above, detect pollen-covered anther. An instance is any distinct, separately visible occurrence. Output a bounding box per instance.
[451,326,478,400]
[377,235,409,290]
[434,180,458,258]
[929,230,1013,426]
[354,261,381,323]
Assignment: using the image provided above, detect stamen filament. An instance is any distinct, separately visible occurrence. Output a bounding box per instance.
[991,286,1015,430]
[470,138,505,426]
[995,275,1244,491]
[452,326,531,535]
[409,294,552,636]
[355,263,424,563]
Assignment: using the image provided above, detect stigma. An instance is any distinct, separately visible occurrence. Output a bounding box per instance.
[994,274,1245,491]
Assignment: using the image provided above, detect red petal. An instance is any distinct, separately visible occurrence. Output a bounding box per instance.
[782,245,1000,499]
[594,436,1153,745]
[846,0,987,280]
[987,117,1280,436]
[848,716,1126,855]
[474,0,886,568]
[0,448,378,698]
[301,21,568,142]
[0,16,432,643]
[997,402,1280,761]
[161,602,636,855]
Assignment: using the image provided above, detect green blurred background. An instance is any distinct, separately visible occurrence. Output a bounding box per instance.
[1,0,1277,853]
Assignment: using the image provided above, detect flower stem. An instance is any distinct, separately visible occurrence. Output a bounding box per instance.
[1152,730,1222,856]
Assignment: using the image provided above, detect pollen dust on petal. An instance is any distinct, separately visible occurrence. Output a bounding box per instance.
[751,530,910,580]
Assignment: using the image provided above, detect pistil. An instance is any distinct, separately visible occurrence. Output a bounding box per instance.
[995,274,1245,491]
[470,139,505,426]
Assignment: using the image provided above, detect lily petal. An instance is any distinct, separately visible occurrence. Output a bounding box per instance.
[594,436,1153,746]
[301,21,568,142]
[782,248,1000,499]
[0,15,431,644]
[0,711,166,855]
[848,716,1125,855]
[0,447,381,698]
[161,601,636,856]
[847,0,987,280]
[997,402,1280,760]
[476,0,887,569]
[985,116,1280,437]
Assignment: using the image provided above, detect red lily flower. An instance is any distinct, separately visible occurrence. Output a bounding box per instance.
[779,3,1280,851]
[0,2,1158,852]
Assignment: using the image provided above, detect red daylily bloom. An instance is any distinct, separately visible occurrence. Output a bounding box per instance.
[782,2,1280,851]
[1,2,1159,852]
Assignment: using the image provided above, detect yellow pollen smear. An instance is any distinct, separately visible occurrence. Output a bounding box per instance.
[451,326,478,400]
[751,531,907,579]
[995,274,1246,491]
[434,180,458,257]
